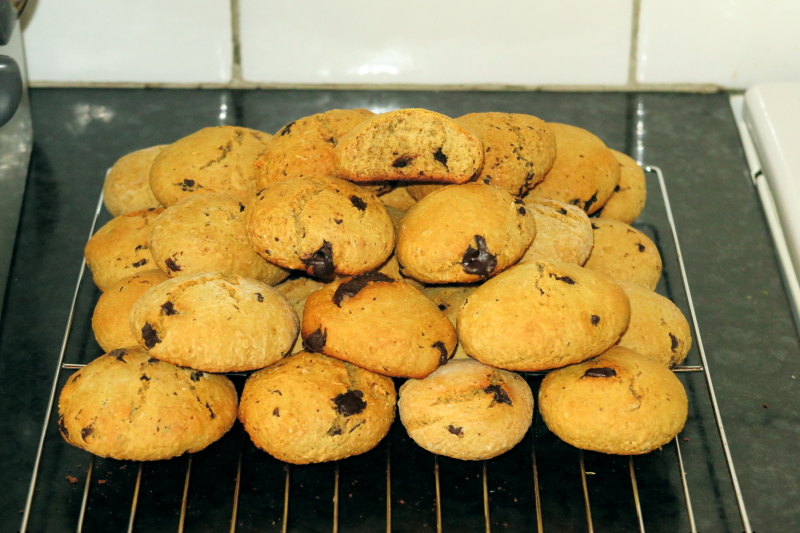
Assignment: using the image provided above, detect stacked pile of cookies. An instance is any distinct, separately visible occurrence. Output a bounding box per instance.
[59,107,691,465]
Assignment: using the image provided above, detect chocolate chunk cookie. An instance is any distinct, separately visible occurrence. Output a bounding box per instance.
[396,183,536,284]
[130,272,299,372]
[595,150,647,224]
[58,346,238,461]
[458,260,630,371]
[421,284,479,360]
[301,272,457,378]
[273,274,326,354]
[398,359,533,460]
[583,218,663,290]
[334,108,484,184]
[103,145,166,216]
[239,351,396,464]
[246,175,395,278]
[538,346,688,455]
[519,198,594,265]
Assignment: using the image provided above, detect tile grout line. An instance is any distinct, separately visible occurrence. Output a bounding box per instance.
[628,0,641,86]
[229,0,243,85]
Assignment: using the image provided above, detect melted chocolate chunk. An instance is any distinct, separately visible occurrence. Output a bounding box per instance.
[669,333,679,351]
[190,371,203,382]
[57,415,69,439]
[333,271,394,307]
[591,315,600,325]
[303,327,327,352]
[141,322,161,349]
[636,243,646,252]
[461,235,497,277]
[255,292,264,302]
[164,257,182,272]
[161,301,177,315]
[131,259,148,268]
[81,425,94,441]
[392,154,414,168]
[301,241,334,278]
[484,384,513,406]
[446,425,463,437]
[438,303,448,311]
[433,147,448,169]
[517,206,527,216]
[333,390,366,417]
[433,341,448,365]
[280,121,295,136]
[583,367,617,378]
[583,192,598,212]
[350,195,367,211]
[239,203,246,212]
[109,349,127,362]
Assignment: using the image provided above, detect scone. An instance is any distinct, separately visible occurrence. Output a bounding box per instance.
[458,260,630,371]
[92,269,170,352]
[595,150,647,224]
[147,193,289,285]
[526,123,620,214]
[583,218,663,290]
[455,112,556,196]
[103,145,166,216]
[57,346,238,461]
[246,175,395,279]
[616,282,692,367]
[398,359,534,460]
[84,208,165,291]
[538,346,688,455]
[239,351,396,464]
[395,183,536,284]
[301,272,457,378]
[519,198,594,265]
[149,125,271,207]
[130,272,299,373]
[334,108,484,184]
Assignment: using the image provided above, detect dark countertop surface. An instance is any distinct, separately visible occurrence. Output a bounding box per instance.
[1,88,798,532]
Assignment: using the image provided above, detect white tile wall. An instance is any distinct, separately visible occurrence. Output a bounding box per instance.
[21,0,232,84]
[637,0,800,88]
[238,0,633,86]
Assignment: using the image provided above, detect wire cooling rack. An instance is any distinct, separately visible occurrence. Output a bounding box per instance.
[19,166,752,533]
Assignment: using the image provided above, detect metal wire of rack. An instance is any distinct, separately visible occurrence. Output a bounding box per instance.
[19,166,752,533]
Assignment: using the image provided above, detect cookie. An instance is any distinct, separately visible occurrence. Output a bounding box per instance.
[274,274,326,353]
[616,282,692,367]
[455,112,556,196]
[130,272,299,373]
[334,108,484,184]
[301,272,457,378]
[595,150,647,224]
[538,346,688,455]
[149,126,271,207]
[379,184,418,212]
[398,359,534,460]
[91,269,170,352]
[239,351,396,464]
[57,346,238,461]
[147,193,289,285]
[396,183,536,284]
[84,208,165,291]
[518,198,594,265]
[458,260,630,371]
[253,108,375,189]
[582,218,663,290]
[421,284,479,360]
[406,182,445,202]
[246,175,395,278]
[526,123,620,214]
[103,145,166,216]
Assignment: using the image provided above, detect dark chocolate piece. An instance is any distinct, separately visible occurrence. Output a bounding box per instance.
[558,208,568,215]
[301,241,334,278]
[81,425,94,441]
[190,371,203,382]
[446,425,463,437]
[636,243,646,252]
[484,384,513,405]
[180,179,196,191]
[164,257,182,272]
[205,402,216,419]
[433,147,448,169]
[131,259,148,268]
[350,195,367,211]
[255,292,264,302]
[140,374,150,381]
[433,341,448,365]
[392,155,414,168]
[273,407,280,417]
[669,333,679,351]
[461,235,497,277]
[332,390,366,416]
[303,327,327,352]
[109,349,127,362]
[161,301,177,315]
[550,273,576,285]
[280,121,295,136]
[57,415,69,439]
[583,367,617,378]
[583,192,598,212]
[141,322,161,349]
[591,315,600,325]
[327,426,343,436]
[332,271,394,307]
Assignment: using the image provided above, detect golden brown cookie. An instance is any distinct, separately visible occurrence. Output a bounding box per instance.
[421,284,479,359]
[455,112,556,196]
[527,123,620,214]
[538,346,688,455]
[379,184,418,212]
[334,108,484,184]
[246,175,395,278]
[458,260,630,371]
[57,346,238,461]
[595,150,647,224]
[84,208,165,291]
[616,282,692,367]
[149,126,271,207]
[519,198,594,265]
[239,351,396,464]
[583,218,663,290]
[301,272,457,378]
[396,183,536,284]
[103,145,166,216]
[274,275,326,354]
[253,108,375,189]
[147,193,289,285]
[92,269,170,352]
[130,272,299,373]
[405,182,445,202]
[398,359,533,460]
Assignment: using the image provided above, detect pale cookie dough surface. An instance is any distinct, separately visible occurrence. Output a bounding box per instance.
[519,198,594,265]
[583,218,663,290]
